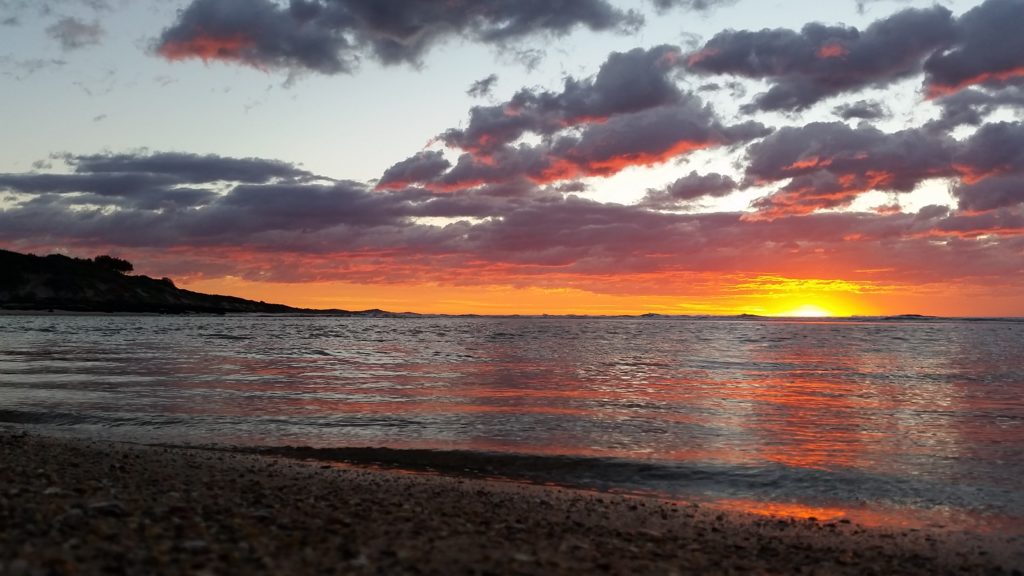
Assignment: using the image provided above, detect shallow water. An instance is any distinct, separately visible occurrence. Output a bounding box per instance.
[2,315,1022,531]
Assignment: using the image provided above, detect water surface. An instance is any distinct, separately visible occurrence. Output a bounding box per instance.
[2,315,1022,531]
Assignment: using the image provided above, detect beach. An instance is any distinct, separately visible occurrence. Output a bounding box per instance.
[2,430,1020,575]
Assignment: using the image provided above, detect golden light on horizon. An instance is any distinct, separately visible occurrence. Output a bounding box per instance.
[174,271,1024,318]
[776,304,834,318]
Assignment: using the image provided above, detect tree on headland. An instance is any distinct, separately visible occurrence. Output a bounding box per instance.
[93,255,134,275]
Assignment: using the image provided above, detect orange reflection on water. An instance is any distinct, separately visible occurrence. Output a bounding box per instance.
[711,498,1018,534]
[733,327,922,473]
[711,498,965,532]
[732,374,871,470]
[716,498,854,522]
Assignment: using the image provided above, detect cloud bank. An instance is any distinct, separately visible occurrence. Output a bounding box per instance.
[156,0,643,73]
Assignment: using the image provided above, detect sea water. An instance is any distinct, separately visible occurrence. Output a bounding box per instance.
[2,315,1022,530]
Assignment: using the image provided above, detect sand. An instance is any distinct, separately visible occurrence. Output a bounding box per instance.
[1,430,1021,575]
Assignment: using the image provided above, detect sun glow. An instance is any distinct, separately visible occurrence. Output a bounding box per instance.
[777,304,834,318]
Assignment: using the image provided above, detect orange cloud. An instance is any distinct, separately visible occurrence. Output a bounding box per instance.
[816,42,849,59]
[536,139,711,183]
[952,162,1013,185]
[784,156,834,172]
[926,66,1024,99]
[685,48,718,67]
[158,33,255,63]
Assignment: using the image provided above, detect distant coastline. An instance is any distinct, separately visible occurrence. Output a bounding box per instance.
[2,249,1020,321]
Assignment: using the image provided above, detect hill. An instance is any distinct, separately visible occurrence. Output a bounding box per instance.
[0,249,366,314]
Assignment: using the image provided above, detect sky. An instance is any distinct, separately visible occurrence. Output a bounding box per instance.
[1,0,1023,316]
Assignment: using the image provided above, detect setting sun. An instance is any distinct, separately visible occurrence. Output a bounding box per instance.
[777,304,834,318]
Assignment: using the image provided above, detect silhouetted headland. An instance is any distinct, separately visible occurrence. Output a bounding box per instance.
[0,249,407,316]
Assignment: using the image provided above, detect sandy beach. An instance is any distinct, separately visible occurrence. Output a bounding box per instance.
[1,429,1021,575]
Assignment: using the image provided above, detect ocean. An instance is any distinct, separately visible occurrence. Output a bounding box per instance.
[2,314,1022,532]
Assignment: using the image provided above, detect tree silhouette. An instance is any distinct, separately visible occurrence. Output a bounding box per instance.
[93,255,134,274]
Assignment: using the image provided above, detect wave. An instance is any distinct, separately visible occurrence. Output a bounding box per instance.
[217,444,1023,518]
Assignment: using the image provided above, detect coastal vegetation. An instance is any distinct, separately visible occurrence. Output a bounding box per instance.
[0,249,297,314]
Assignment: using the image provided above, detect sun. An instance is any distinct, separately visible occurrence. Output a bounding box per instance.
[778,304,834,318]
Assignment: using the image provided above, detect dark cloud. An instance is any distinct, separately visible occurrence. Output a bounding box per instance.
[156,0,642,74]
[210,181,402,231]
[747,122,955,188]
[429,98,769,190]
[3,149,1024,290]
[745,122,957,217]
[697,80,746,99]
[954,173,1024,213]
[0,152,414,250]
[45,16,103,50]
[0,172,178,198]
[440,45,686,155]
[833,99,889,120]
[929,205,1024,238]
[687,6,956,111]
[744,118,1024,217]
[750,171,865,217]
[640,171,737,208]
[951,121,1024,211]
[67,152,314,184]
[927,82,1024,131]
[467,73,498,98]
[924,0,1024,98]
[377,150,451,190]
[378,46,763,191]
[0,152,318,212]
[649,0,736,10]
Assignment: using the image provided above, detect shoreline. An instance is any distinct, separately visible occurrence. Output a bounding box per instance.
[2,430,1021,574]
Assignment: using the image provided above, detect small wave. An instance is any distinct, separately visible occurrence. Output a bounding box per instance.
[201,333,253,341]
[224,445,1024,519]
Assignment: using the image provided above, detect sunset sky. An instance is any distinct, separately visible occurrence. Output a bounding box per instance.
[2,0,1023,316]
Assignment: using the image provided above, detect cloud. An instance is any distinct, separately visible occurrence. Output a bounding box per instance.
[0,152,318,212]
[377,150,451,190]
[45,16,103,50]
[467,73,498,98]
[648,0,736,10]
[924,0,1024,98]
[67,151,314,183]
[927,82,1024,131]
[745,122,957,217]
[379,45,769,191]
[372,43,770,193]
[743,118,1024,217]
[3,150,1024,292]
[440,45,686,155]
[424,98,769,190]
[833,100,889,120]
[156,0,642,74]
[954,173,1024,213]
[687,5,956,111]
[640,171,738,207]
[951,121,1024,211]
[750,172,869,218]
[0,152,415,250]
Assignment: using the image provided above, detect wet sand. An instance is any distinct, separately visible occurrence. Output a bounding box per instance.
[2,430,1021,575]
